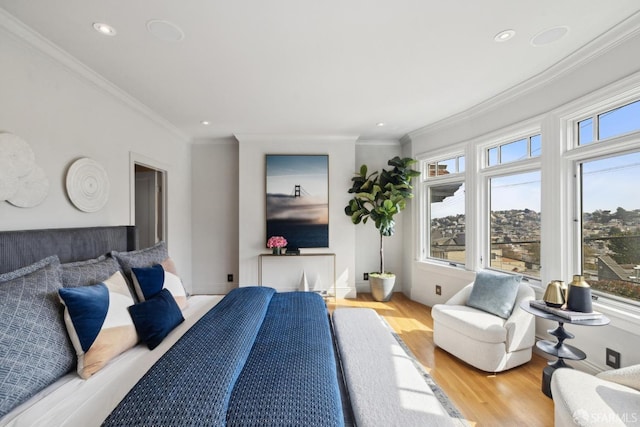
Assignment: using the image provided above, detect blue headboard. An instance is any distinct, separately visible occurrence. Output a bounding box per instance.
[0,226,137,274]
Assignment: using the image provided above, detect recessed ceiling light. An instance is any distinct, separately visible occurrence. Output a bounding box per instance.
[531,26,569,47]
[376,122,385,127]
[93,22,116,36]
[201,120,210,126]
[494,29,515,42]
[147,20,185,42]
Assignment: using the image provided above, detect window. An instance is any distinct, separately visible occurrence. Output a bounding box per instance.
[487,134,541,166]
[578,99,640,145]
[426,155,465,176]
[489,171,541,278]
[430,183,465,263]
[415,78,640,315]
[571,91,640,304]
[579,152,640,303]
[423,154,465,264]
[482,130,542,279]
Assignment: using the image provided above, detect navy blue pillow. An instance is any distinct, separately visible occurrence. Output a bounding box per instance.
[59,284,110,352]
[128,289,184,349]
[131,264,164,300]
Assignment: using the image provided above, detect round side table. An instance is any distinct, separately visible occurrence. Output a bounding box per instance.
[519,300,610,398]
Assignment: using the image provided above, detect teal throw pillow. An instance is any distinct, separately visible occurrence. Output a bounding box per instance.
[466,270,522,319]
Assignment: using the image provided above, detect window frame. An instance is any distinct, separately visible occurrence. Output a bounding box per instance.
[564,125,640,307]
[486,133,541,167]
[576,98,640,146]
[556,76,640,311]
[419,150,466,266]
[477,125,542,280]
[412,72,640,326]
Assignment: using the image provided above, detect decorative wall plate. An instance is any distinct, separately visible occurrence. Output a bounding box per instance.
[66,158,110,212]
[0,163,19,201]
[0,133,35,178]
[7,165,49,208]
[0,132,48,207]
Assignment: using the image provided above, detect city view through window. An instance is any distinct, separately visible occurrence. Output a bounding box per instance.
[430,183,465,264]
[428,98,640,304]
[489,171,541,278]
[582,152,640,302]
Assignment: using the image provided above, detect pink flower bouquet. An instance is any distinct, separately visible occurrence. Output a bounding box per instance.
[267,236,287,248]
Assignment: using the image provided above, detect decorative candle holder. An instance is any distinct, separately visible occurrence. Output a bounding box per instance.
[566,275,593,313]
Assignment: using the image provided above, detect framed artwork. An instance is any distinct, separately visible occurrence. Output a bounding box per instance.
[265,154,329,249]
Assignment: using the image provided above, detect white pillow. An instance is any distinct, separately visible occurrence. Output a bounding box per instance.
[58,271,138,379]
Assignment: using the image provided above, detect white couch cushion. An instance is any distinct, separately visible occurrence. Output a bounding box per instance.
[551,368,640,426]
[596,364,640,392]
[431,304,507,344]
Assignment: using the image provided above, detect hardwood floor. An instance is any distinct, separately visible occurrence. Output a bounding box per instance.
[329,292,554,427]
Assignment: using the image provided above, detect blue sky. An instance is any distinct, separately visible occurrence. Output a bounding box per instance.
[582,151,640,213]
[266,155,328,199]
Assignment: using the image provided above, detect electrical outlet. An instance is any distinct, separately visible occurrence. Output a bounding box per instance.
[436,285,442,295]
[606,348,621,369]
[363,272,369,281]
[227,274,233,282]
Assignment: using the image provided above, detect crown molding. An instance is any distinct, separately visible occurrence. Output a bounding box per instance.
[355,139,401,147]
[0,9,190,143]
[234,134,359,143]
[399,134,413,146]
[192,136,238,146]
[407,11,640,140]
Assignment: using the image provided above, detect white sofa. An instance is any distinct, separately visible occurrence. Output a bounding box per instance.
[431,280,535,372]
[551,365,640,426]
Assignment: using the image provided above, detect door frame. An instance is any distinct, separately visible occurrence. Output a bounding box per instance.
[129,152,168,246]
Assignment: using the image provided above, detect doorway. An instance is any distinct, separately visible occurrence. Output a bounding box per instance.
[133,161,166,249]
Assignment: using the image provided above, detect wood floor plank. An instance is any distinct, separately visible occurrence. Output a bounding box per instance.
[329,293,554,427]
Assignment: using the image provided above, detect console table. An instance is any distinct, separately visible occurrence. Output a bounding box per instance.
[520,300,610,398]
[258,253,336,300]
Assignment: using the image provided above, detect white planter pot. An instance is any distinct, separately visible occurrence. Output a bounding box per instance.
[369,274,396,302]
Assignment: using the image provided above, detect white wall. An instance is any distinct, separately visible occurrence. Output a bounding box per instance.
[0,20,194,288]
[236,135,357,298]
[405,26,640,371]
[191,139,239,294]
[353,141,404,293]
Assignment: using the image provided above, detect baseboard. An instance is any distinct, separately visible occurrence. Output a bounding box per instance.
[336,286,356,299]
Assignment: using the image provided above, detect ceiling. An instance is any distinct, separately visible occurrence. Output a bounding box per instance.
[1,1,640,142]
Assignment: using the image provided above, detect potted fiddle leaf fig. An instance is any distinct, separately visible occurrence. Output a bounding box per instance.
[345,156,420,301]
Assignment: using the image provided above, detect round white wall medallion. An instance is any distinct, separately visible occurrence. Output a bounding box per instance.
[7,165,49,208]
[0,133,35,178]
[0,165,19,201]
[66,158,110,212]
[1,132,48,207]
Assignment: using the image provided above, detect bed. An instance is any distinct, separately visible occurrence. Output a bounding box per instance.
[0,226,347,426]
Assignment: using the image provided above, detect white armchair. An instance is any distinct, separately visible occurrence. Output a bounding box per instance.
[431,276,535,372]
[551,365,640,426]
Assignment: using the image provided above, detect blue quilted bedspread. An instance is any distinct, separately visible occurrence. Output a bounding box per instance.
[226,292,343,426]
[103,287,343,426]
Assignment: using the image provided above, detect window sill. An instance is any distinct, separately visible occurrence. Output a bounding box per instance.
[414,259,476,282]
[415,258,466,271]
[591,297,640,335]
